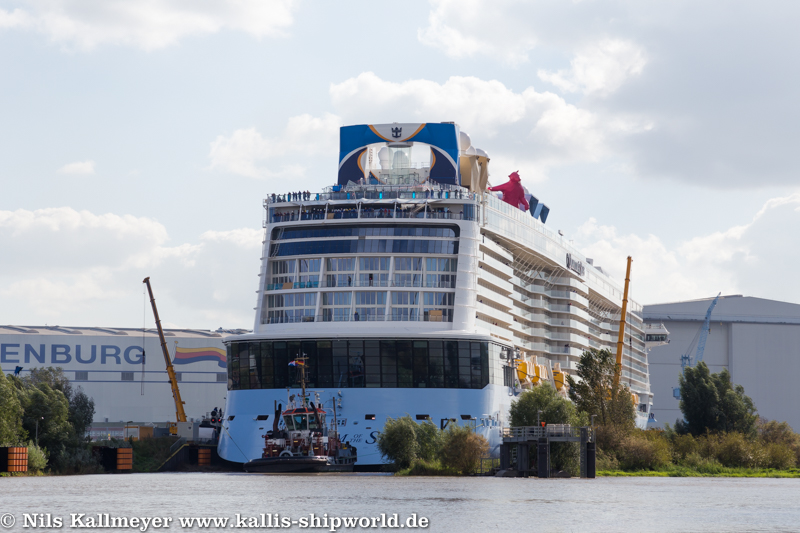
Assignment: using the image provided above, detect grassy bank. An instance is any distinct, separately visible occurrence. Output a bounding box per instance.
[599,467,800,478]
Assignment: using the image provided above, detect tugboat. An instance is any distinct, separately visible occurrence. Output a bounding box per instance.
[243,358,357,473]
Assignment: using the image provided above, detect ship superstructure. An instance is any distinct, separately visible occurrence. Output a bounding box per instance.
[218,122,655,467]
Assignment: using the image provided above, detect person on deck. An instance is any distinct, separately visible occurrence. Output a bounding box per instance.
[487,171,529,211]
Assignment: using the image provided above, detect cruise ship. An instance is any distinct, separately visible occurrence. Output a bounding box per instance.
[218,122,655,467]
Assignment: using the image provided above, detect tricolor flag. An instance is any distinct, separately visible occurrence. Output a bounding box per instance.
[173,347,227,368]
[288,360,305,367]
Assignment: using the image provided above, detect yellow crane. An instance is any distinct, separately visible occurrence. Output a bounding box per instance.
[143,277,186,433]
[614,256,632,388]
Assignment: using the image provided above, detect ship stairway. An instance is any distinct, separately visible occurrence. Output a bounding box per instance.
[269,228,284,257]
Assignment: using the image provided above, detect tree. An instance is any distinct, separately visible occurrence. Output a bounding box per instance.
[566,349,635,429]
[0,372,25,445]
[678,362,757,436]
[376,416,420,469]
[509,384,588,474]
[69,387,96,440]
[24,367,73,401]
[439,425,488,474]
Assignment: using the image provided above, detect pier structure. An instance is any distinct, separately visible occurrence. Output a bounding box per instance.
[499,425,596,478]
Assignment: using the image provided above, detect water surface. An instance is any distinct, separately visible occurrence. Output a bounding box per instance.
[2,473,799,532]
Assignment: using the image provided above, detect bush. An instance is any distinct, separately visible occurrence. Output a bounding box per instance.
[714,432,762,468]
[55,446,103,475]
[376,416,419,470]
[396,459,460,476]
[439,425,488,474]
[758,420,800,467]
[27,441,48,473]
[763,443,796,470]
[415,422,443,462]
[617,431,671,471]
[670,433,700,462]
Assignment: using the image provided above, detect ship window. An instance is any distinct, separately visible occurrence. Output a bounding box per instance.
[415,414,430,421]
[227,339,495,391]
[256,415,269,421]
[365,414,376,420]
[292,415,309,430]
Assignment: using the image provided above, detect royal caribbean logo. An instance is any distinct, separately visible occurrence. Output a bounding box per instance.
[391,127,402,138]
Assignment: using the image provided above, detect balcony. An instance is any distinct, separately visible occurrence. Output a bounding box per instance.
[479,254,513,279]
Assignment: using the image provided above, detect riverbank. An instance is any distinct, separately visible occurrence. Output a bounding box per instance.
[600,467,800,478]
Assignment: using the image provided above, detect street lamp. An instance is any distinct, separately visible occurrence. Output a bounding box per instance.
[35,416,44,446]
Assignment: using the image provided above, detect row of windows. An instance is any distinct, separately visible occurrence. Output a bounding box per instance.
[270,239,459,257]
[227,339,504,390]
[269,257,459,287]
[272,225,459,241]
[267,291,455,309]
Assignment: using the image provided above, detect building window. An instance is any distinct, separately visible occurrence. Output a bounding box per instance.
[121,372,134,381]
[175,372,182,382]
[217,373,227,382]
[75,371,89,381]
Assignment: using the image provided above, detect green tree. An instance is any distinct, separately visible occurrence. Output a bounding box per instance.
[678,362,757,437]
[415,420,442,462]
[69,387,96,440]
[18,383,72,467]
[376,416,420,469]
[439,424,488,474]
[566,348,635,429]
[509,384,588,474]
[0,372,25,445]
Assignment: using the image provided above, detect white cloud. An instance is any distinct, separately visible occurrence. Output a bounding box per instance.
[0,0,297,51]
[0,8,32,28]
[208,113,340,179]
[0,207,259,327]
[201,228,262,249]
[538,39,647,96]
[417,0,537,66]
[58,160,95,175]
[575,193,800,305]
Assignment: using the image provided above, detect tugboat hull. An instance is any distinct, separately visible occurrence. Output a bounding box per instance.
[243,456,353,473]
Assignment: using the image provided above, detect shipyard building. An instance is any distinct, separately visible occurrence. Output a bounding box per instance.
[643,296,800,432]
[0,326,240,434]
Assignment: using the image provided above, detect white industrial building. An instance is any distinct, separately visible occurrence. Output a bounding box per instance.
[643,296,800,432]
[0,326,243,428]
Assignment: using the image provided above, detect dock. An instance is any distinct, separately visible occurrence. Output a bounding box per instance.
[499,425,596,478]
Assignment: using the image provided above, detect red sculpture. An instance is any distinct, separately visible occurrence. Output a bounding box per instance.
[488,171,529,211]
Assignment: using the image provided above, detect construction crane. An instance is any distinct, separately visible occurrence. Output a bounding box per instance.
[680,293,722,370]
[143,277,187,432]
[673,293,722,399]
[613,256,632,388]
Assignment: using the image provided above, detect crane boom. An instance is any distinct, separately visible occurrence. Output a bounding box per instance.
[694,292,721,366]
[614,256,632,388]
[143,277,187,425]
[680,293,721,370]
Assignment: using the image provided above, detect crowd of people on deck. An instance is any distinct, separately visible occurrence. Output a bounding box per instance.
[270,191,314,203]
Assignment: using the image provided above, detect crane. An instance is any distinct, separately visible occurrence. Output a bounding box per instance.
[614,256,632,388]
[143,277,187,431]
[680,293,722,370]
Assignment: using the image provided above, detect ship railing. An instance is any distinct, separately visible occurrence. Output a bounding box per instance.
[262,313,454,324]
[268,210,474,223]
[263,280,457,290]
[264,185,478,204]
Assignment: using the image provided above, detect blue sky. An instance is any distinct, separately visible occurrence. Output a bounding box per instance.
[2,0,799,329]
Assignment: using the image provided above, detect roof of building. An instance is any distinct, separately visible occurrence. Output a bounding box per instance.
[0,326,251,338]
[642,295,800,325]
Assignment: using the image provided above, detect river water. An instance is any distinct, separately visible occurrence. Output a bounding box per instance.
[2,473,799,532]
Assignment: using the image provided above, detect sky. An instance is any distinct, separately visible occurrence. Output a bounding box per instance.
[1,0,799,330]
